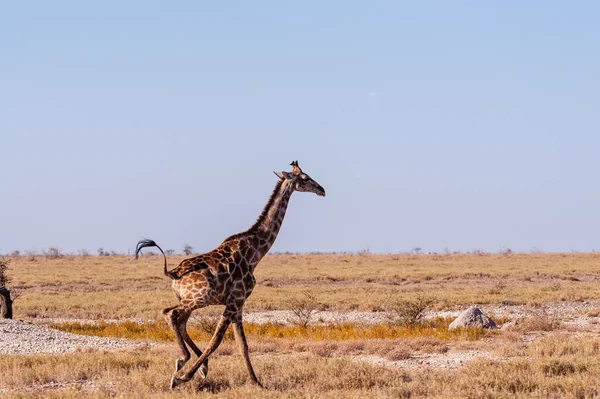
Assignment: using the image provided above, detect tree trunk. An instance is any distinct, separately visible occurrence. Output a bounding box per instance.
[0,286,12,319]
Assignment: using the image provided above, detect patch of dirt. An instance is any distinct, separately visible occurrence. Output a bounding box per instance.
[353,349,500,370]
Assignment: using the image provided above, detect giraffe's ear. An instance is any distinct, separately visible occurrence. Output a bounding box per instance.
[274,171,293,180]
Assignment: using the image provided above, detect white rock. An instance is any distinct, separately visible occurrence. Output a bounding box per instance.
[448,306,497,330]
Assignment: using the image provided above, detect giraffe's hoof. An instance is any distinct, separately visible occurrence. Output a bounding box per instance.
[170,376,184,389]
[199,363,208,379]
[175,359,186,372]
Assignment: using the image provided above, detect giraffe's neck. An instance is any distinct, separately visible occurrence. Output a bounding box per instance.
[252,178,294,257]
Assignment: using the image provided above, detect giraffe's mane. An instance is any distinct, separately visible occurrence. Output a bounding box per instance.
[223,177,285,241]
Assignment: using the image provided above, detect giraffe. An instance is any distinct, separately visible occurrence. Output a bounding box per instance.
[135,161,325,389]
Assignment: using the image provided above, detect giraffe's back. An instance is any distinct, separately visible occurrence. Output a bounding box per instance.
[168,236,264,307]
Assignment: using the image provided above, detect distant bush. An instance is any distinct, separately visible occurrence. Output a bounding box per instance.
[44,247,62,260]
[25,250,37,262]
[356,247,371,256]
[196,315,220,335]
[385,294,435,326]
[489,280,507,295]
[78,249,90,258]
[508,308,561,333]
[97,248,111,257]
[287,291,320,328]
[183,244,193,256]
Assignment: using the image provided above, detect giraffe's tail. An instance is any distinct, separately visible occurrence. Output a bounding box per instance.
[135,239,171,279]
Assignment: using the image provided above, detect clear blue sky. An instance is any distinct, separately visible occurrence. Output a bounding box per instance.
[2,1,600,254]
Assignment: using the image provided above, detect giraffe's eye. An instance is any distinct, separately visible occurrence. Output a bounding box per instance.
[300,174,308,181]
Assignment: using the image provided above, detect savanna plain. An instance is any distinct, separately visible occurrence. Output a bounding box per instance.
[3,251,600,398]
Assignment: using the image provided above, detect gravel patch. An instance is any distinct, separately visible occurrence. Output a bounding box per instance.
[238,310,390,325]
[0,319,149,355]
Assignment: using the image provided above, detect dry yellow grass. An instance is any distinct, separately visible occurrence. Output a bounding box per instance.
[4,252,600,398]
[2,335,600,398]
[48,318,490,342]
[8,252,600,319]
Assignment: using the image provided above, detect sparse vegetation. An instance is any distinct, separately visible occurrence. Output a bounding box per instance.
[8,252,600,319]
[4,252,600,397]
[196,315,220,335]
[44,247,63,260]
[78,249,90,258]
[25,249,37,261]
[488,280,507,295]
[385,293,435,326]
[182,244,193,256]
[50,318,488,342]
[508,309,562,333]
[3,334,600,398]
[97,248,109,257]
[356,247,371,255]
[287,290,320,327]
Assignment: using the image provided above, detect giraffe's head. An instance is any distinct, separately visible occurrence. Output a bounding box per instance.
[274,161,326,197]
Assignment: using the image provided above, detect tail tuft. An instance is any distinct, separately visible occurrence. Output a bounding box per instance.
[135,239,170,278]
[135,239,158,259]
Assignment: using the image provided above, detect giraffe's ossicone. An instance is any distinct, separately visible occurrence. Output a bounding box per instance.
[135,161,325,389]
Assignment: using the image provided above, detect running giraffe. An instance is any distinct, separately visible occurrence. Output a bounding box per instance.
[136,161,325,389]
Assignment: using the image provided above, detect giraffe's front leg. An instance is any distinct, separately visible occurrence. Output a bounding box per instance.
[232,313,263,388]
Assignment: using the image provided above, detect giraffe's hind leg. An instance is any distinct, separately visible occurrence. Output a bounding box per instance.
[163,305,192,372]
[178,313,209,378]
[171,312,232,389]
